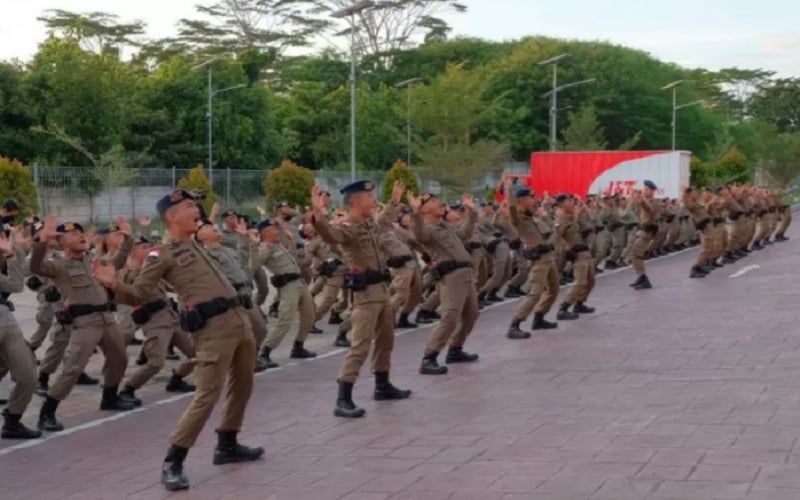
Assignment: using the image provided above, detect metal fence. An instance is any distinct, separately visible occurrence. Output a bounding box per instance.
[32,162,529,224]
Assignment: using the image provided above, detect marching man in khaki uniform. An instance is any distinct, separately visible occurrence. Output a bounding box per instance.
[407,191,480,375]
[554,194,597,319]
[505,182,560,338]
[31,218,136,433]
[118,234,197,406]
[0,225,42,439]
[376,205,423,329]
[249,217,317,367]
[629,181,661,290]
[311,181,411,419]
[682,187,712,279]
[94,189,263,492]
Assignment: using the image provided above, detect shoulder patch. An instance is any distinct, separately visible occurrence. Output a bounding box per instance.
[147,248,161,261]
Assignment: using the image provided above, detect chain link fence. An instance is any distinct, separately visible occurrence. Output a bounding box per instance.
[33,163,529,224]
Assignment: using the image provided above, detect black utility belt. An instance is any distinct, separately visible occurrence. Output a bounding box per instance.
[131,299,168,325]
[486,238,505,253]
[270,273,301,288]
[768,207,777,213]
[729,212,742,221]
[344,268,391,291]
[695,217,712,231]
[318,258,343,277]
[430,260,471,281]
[522,243,553,261]
[56,302,117,325]
[232,281,249,292]
[595,227,605,233]
[565,244,590,263]
[509,239,522,250]
[626,223,638,230]
[43,286,61,303]
[180,295,249,333]
[386,255,414,269]
[712,217,726,224]
[639,223,659,235]
[465,242,483,252]
[580,229,593,238]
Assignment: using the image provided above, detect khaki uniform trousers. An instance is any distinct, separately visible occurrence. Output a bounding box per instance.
[480,241,511,295]
[777,210,792,236]
[420,282,440,312]
[712,223,727,259]
[564,252,595,304]
[124,308,195,389]
[253,267,269,306]
[425,268,478,355]
[729,218,746,252]
[608,226,627,262]
[171,310,255,449]
[594,229,611,267]
[508,253,530,288]
[695,225,714,267]
[653,222,668,252]
[0,307,36,415]
[48,314,128,401]
[469,248,488,291]
[247,306,268,351]
[314,274,347,322]
[513,256,559,321]
[622,226,638,259]
[664,220,680,248]
[745,217,757,244]
[265,281,312,350]
[390,265,422,315]
[630,230,653,276]
[754,215,769,242]
[29,293,55,349]
[339,284,394,383]
[39,322,71,376]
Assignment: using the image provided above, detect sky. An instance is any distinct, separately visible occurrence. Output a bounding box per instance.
[1,0,799,76]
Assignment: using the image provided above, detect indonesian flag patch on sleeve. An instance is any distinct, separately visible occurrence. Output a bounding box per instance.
[147,248,161,261]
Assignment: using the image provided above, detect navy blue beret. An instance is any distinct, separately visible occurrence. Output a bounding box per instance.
[56,222,84,233]
[256,218,277,231]
[340,180,375,196]
[448,202,465,212]
[274,201,289,209]
[157,189,196,217]
[644,180,658,190]
[554,194,571,204]
[515,187,532,198]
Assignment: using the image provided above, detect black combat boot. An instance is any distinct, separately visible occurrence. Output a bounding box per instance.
[531,312,558,330]
[776,234,789,241]
[290,341,317,359]
[629,275,644,287]
[328,311,343,325]
[76,372,99,385]
[415,310,434,324]
[100,385,136,411]
[34,372,49,397]
[268,301,279,318]
[334,326,350,347]
[506,319,531,339]
[165,343,180,361]
[690,266,708,279]
[556,302,578,320]
[573,302,595,314]
[309,324,323,334]
[445,346,479,364]
[373,372,412,401]
[254,356,269,373]
[162,445,190,491]
[486,289,504,303]
[334,381,366,418]
[119,385,143,407]
[595,266,605,274]
[213,429,264,465]
[604,260,619,270]
[260,347,279,369]
[166,373,195,393]
[1,409,41,440]
[633,274,653,290]
[723,252,738,263]
[428,310,441,320]
[129,336,144,346]
[419,353,448,375]
[38,396,64,432]
[505,285,524,298]
[396,312,417,329]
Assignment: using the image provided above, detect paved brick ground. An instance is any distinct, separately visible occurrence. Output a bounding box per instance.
[0,226,798,500]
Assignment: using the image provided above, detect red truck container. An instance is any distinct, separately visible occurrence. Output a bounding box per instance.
[528,151,691,199]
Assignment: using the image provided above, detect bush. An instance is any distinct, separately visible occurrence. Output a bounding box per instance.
[716,146,750,184]
[381,159,420,204]
[689,155,709,188]
[178,164,218,214]
[263,160,315,211]
[0,157,39,220]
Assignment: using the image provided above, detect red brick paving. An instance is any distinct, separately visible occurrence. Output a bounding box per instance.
[0,227,799,499]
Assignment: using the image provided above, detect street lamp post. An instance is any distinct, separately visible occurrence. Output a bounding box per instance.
[541,78,596,149]
[193,57,246,189]
[538,53,571,151]
[661,80,683,151]
[395,77,424,167]
[331,0,376,181]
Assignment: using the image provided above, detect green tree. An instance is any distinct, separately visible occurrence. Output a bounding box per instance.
[689,155,709,188]
[178,164,218,212]
[0,157,40,218]
[757,127,800,186]
[381,159,420,203]
[263,160,315,209]
[562,105,608,151]
[715,146,751,184]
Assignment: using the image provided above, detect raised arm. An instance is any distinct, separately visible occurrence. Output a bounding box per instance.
[456,204,478,242]
[111,234,134,270]
[0,247,26,294]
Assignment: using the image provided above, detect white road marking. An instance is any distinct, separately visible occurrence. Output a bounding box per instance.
[729,265,760,278]
[0,243,705,456]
